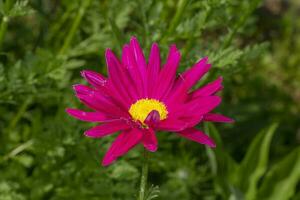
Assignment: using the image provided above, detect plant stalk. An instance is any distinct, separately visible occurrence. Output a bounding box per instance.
[0,0,13,49]
[59,0,91,55]
[0,16,9,49]
[138,148,149,200]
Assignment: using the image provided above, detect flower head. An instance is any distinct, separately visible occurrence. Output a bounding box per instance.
[66,37,233,166]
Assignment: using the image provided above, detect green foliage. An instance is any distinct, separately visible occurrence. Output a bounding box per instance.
[0,0,299,199]
[258,147,300,200]
[145,185,160,200]
[205,123,300,200]
[238,123,278,199]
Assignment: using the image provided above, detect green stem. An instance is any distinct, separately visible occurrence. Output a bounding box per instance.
[139,0,150,48]
[0,16,9,49]
[59,0,91,55]
[1,97,32,149]
[108,17,124,52]
[221,0,261,49]
[138,148,149,200]
[8,97,32,130]
[0,0,13,50]
[47,5,74,44]
[161,0,189,43]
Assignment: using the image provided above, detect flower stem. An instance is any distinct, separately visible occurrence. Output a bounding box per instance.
[0,16,9,50]
[0,0,13,50]
[161,0,188,43]
[138,148,149,200]
[58,0,91,55]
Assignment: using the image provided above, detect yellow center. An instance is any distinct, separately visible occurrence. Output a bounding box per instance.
[128,98,168,124]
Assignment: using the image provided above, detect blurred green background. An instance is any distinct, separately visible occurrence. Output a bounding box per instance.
[0,0,299,199]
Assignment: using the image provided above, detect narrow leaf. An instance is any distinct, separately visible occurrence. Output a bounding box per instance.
[237,123,278,200]
[258,147,300,200]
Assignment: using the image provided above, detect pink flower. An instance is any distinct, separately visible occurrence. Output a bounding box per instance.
[66,37,233,166]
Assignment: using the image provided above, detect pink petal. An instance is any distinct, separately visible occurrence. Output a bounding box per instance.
[105,47,139,101]
[165,57,211,104]
[130,36,147,76]
[105,49,133,105]
[158,118,188,132]
[106,49,122,79]
[80,70,107,89]
[177,128,216,147]
[142,128,158,152]
[158,115,203,131]
[102,128,143,166]
[121,44,132,68]
[147,43,161,97]
[73,85,105,111]
[80,68,131,109]
[128,37,147,96]
[154,45,181,99]
[203,113,234,123]
[73,84,93,95]
[164,75,189,104]
[181,57,211,89]
[144,110,160,128]
[122,44,144,98]
[84,120,130,138]
[66,108,111,122]
[106,82,132,110]
[77,94,127,118]
[80,71,121,105]
[73,84,128,117]
[190,76,223,98]
[172,96,222,117]
[178,115,204,128]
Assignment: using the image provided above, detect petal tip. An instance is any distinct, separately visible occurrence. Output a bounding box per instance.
[215,96,222,104]
[209,142,216,148]
[105,48,114,58]
[84,130,94,138]
[130,36,138,42]
[80,70,86,77]
[122,44,130,49]
[145,145,158,152]
[65,108,74,115]
[169,44,180,54]
[202,56,209,63]
[72,84,80,90]
[152,42,159,47]
[101,158,114,167]
[228,118,235,123]
[80,70,92,77]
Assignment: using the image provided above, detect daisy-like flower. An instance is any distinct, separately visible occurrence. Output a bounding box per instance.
[66,37,233,166]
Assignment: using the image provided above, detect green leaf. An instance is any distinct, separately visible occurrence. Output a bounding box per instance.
[8,0,34,18]
[204,123,238,199]
[108,17,125,51]
[145,185,160,200]
[237,123,278,200]
[161,0,189,42]
[109,161,139,181]
[208,46,243,68]
[258,147,300,200]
